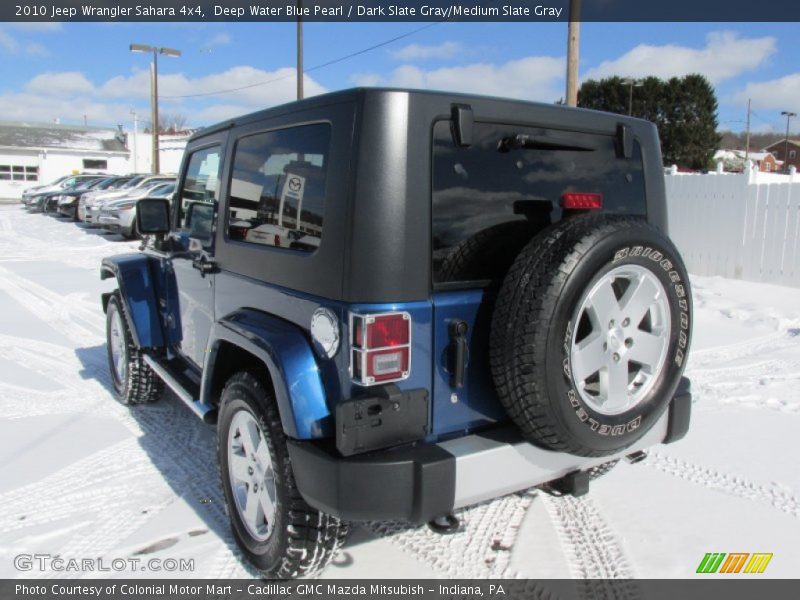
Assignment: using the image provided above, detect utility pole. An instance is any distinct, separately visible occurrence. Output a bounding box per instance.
[296,0,304,100]
[130,109,139,173]
[150,57,159,172]
[781,110,796,173]
[565,0,581,107]
[744,99,751,167]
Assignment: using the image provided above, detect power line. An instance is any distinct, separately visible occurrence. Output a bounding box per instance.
[161,22,440,100]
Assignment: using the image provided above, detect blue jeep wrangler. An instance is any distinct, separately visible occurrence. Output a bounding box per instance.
[101,88,692,578]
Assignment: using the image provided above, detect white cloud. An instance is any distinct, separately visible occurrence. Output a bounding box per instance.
[0,24,55,56]
[25,42,49,57]
[0,91,132,125]
[353,56,565,103]
[583,32,776,84]
[0,29,18,53]
[209,32,231,46]
[390,41,463,61]
[25,72,95,96]
[733,73,800,113]
[3,66,327,127]
[100,66,326,107]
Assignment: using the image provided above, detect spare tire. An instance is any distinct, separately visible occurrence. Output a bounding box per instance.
[438,220,541,284]
[490,214,692,457]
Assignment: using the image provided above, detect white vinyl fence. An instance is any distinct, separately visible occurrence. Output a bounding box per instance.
[666,167,800,288]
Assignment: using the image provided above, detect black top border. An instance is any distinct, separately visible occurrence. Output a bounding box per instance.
[4,0,800,23]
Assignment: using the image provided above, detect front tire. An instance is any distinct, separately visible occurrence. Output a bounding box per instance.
[105,293,163,405]
[217,371,347,578]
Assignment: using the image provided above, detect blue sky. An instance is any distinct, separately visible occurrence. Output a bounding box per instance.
[0,20,798,136]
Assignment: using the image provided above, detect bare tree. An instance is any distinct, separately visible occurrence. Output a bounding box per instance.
[142,113,189,134]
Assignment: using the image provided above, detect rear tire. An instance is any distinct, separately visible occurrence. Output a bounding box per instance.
[105,293,163,405]
[217,371,347,578]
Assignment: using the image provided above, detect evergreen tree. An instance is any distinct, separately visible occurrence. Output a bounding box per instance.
[578,74,720,170]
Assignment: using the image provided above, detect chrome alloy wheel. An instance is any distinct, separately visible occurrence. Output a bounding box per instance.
[227,410,278,542]
[569,264,671,416]
[109,307,128,385]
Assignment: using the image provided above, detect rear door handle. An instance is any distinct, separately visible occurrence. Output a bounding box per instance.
[448,320,469,389]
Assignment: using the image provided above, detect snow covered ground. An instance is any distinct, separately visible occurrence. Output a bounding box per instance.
[0,204,798,583]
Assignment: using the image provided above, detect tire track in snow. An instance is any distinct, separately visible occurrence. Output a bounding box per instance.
[541,495,642,600]
[687,332,800,372]
[0,226,242,576]
[366,491,535,578]
[643,453,800,518]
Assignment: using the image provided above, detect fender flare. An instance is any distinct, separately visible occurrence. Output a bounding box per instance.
[205,309,330,440]
[100,254,164,348]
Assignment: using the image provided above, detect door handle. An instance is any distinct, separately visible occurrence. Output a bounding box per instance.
[192,255,218,276]
[448,320,468,389]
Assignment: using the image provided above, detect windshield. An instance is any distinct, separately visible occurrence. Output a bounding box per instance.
[149,183,176,197]
[121,176,144,189]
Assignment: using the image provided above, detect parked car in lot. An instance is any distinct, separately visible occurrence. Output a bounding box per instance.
[81,175,174,224]
[98,181,175,239]
[102,88,693,578]
[43,176,108,214]
[24,175,107,212]
[58,176,134,220]
[21,174,73,201]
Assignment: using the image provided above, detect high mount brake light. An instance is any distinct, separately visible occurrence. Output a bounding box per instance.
[561,192,603,210]
[350,312,411,385]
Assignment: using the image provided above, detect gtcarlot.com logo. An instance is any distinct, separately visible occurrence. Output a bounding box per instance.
[14,553,195,573]
[696,552,773,574]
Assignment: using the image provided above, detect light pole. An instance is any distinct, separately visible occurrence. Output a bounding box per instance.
[622,78,643,116]
[129,43,181,174]
[781,111,796,173]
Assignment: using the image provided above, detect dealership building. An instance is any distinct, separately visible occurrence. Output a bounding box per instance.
[0,121,130,199]
[0,121,190,200]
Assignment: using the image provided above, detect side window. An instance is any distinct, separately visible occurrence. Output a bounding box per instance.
[178,146,221,247]
[227,123,330,253]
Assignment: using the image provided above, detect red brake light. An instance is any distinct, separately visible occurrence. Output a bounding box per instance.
[366,314,410,348]
[561,192,603,210]
[350,312,411,385]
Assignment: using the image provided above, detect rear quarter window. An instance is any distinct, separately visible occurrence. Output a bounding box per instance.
[226,123,330,254]
[432,121,646,285]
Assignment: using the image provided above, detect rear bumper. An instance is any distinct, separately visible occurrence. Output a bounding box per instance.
[288,377,692,524]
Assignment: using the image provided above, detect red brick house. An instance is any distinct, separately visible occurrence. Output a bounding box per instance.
[764,139,800,171]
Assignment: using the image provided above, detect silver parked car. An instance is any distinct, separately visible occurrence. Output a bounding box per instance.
[98,181,175,239]
[80,174,174,224]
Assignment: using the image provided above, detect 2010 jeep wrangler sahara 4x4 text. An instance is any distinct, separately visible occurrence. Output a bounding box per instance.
[101,88,692,578]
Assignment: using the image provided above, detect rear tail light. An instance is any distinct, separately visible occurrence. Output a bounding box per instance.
[274,234,281,246]
[350,312,411,385]
[561,192,603,210]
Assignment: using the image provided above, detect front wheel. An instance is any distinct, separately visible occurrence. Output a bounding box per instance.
[105,293,163,405]
[217,371,347,578]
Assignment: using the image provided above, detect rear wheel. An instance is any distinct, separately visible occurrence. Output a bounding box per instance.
[490,214,692,456]
[105,293,163,405]
[217,371,347,578]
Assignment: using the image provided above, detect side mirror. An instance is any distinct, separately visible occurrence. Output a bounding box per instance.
[136,197,171,234]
